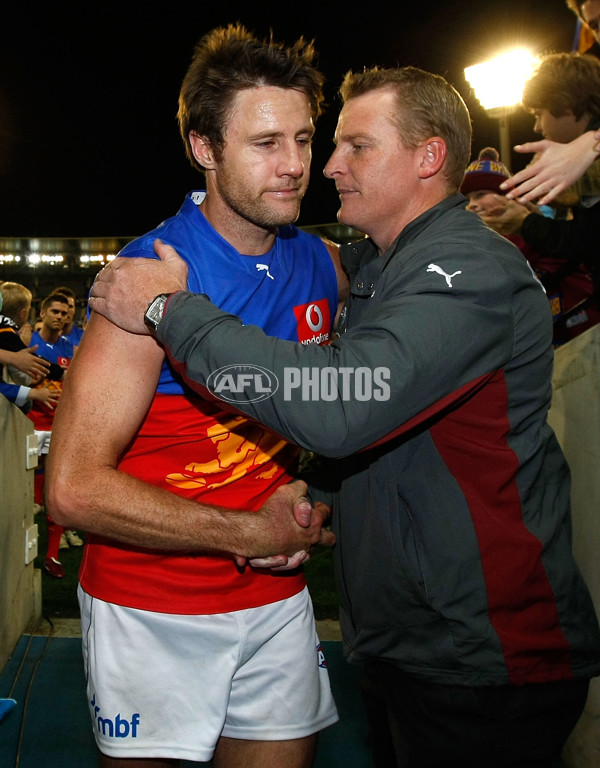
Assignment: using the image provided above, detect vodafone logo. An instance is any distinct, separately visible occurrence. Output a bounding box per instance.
[305,304,324,333]
[293,299,331,345]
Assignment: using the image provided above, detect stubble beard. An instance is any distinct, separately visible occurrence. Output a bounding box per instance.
[216,166,305,230]
[232,191,302,230]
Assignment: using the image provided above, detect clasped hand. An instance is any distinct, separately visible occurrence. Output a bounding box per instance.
[235,481,335,571]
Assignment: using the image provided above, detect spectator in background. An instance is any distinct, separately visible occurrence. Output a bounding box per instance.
[29,292,76,578]
[0,287,49,383]
[488,53,600,318]
[0,282,58,413]
[50,285,84,347]
[1,282,37,387]
[461,147,600,344]
[501,129,600,205]
[567,1,600,56]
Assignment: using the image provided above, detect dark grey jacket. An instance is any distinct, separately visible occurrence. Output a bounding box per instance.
[158,194,600,686]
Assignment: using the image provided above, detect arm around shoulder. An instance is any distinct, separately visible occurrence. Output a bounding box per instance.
[45,311,330,559]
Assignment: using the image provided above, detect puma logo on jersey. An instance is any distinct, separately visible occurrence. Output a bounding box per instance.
[256,264,274,280]
[427,263,462,287]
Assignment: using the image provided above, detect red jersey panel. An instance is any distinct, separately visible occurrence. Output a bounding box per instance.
[80,393,305,614]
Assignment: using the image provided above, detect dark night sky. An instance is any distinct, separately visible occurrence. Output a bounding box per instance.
[0,0,578,238]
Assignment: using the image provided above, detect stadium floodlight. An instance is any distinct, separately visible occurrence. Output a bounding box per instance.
[464,48,538,169]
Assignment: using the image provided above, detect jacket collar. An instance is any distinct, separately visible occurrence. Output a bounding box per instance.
[341,193,467,276]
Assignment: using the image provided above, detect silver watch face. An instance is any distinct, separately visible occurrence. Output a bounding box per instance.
[145,294,168,329]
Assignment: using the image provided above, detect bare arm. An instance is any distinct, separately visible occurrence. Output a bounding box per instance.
[501,131,600,205]
[45,311,332,559]
[0,346,50,380]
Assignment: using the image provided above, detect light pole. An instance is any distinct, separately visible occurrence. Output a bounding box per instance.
[464,48,537,171]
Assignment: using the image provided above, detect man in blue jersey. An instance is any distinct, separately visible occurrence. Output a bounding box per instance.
[50,286,85,348]
[47,24,344,768]
[30,293,73,374]
[29,292,75,577]
[34,287,85,555]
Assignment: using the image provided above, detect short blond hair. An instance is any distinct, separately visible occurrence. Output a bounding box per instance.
[1,282,32,321]
[338,66,472,191]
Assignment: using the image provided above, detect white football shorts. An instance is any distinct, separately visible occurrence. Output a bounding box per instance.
[78,585,339,761]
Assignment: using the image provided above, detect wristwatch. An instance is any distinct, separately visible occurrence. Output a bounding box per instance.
[144,293,172,334]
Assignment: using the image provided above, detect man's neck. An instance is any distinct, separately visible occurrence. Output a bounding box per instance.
[39,327,60,344]
[373,189,454,255]
[198,193,278,256]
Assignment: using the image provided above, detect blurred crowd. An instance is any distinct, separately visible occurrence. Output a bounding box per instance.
[0,281,85,578]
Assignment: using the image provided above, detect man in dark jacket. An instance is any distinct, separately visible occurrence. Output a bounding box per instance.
[88,66,600,768]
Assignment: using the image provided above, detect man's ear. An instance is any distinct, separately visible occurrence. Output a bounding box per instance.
[418,138,447,179]
[189,132,216,169]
